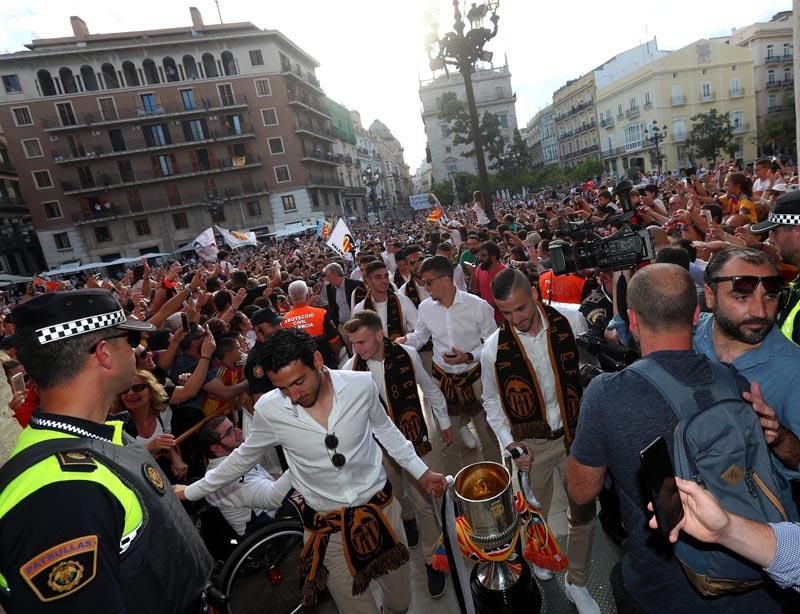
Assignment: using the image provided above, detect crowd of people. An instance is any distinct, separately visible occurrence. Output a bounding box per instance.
[2,155,800,613]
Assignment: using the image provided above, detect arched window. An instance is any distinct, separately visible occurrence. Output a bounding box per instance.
[142,59,159,85]
[101,63,119,89]
[59,67,78,93]
[80,65,99,91]
[221,51,237,76]
[122,61,140,87]
[163,57,179,82]
[37,69,56,96]
[183,54,199,79]
[202,53,218,78]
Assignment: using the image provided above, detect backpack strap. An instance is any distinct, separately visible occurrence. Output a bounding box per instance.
[705,361,742,403]
[627,358,699,420]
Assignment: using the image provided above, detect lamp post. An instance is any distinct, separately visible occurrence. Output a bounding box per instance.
[648,120,668,175]
[203,191,225,224]
[362,165,381,223]
[426,0,500,222]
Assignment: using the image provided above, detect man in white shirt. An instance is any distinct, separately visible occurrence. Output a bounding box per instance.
[353,261,417,340]
[481,268,599,614]
[398,255,501,476]
[197,416,290,536]
[436,242,467,291]
[753,158,774,199]
[381,241,399,275]
[176,329,446,614]
[343,310,452,598]
[397,245,429,308]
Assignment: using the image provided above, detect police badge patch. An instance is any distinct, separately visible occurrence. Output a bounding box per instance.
[142,462,166,495]
[252,366,264,379]
[20,535,97,602]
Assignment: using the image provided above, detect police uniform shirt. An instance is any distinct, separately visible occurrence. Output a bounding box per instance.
[244,340,274,396]
[0,411,128,612]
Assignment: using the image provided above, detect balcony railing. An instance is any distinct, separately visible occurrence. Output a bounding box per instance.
[61,153,263,195]
[766,55,781,64]
[301,148,340,166]
[287,90,330,119]
[643,101,653,110]
[768,105,785,113]
[41,96,249,131]
[600,117,615,128]
[767,79,783,89]
[281,58,324,93]
[732,122,749,133]
[0,159,15,173]
[294,120,336,142]
[671,95,687,106]
[700,92,716,102]
[0,195,26,209]
[625,107,640,119]
[307,174,344,187]
[730,88,745,98]
[785,77,794,86]
[52,126,256,164]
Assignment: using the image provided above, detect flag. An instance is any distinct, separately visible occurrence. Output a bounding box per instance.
[426,193,448,223]
[326,218,355,258]
[215,225,257,248]
[192,227,219,262]
[231,155,246,168]
[316,219,333,240]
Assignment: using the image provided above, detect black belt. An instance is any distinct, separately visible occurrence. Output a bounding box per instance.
[541,428,564,441]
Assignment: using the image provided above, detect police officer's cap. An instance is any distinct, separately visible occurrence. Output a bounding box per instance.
[12,289,155,346]
[751,189,800,233]
[251,308,283,327]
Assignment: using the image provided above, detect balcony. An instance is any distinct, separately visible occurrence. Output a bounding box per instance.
[730,87,745,98]
[60,153,263,195]
[768,105,785,114]
[41,97,249,132]
[295,120,336,143]
[785,77,794,86]
[767,79,783,89]
[672,133,688,144]
[600,117,615,129]
[281,58,324,94]
[783,53,793,63]
[307,173,344,188]
[765,55,781,64]
[0,195,26,209]
[52,126,256,164]
[301,147,340,166]
[287,90,330,119]
[643,101,653,110]
[732,122,749,133]
[0,159,15,174]
[700,92,716,103]
[625,107,640,119]
[671,95,687,106]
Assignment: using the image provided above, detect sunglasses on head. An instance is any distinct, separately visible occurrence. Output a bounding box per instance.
[125,382,148,394]
[88,330,142,354]
[710,275,784,295]
[324,433,346,468]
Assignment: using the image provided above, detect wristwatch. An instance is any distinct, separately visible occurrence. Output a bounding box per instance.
[464,352,474,363]
[508,446,527,459]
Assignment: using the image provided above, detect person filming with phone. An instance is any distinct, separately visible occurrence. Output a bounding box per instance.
[566,264,785,614]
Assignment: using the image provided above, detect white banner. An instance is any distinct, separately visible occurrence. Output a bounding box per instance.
[326,218,355,259]
[409,193,432,211]
[192,227,219,262]
[215,225,257,248]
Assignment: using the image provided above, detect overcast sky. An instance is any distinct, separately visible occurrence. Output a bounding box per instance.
[1,1,791,174]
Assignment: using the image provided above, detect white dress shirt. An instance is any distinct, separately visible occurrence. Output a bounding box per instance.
[185,370,429,511]
[353,293,418,337]
[204,458,292,535]
[382,252,397,275]
[404,290,497,374]
[452,264,467,291]
[481,303,588,449]
[343,344,451,430]
[398,280,430,304]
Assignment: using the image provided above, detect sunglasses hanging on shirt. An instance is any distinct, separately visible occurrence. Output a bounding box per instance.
[324,433,346,468]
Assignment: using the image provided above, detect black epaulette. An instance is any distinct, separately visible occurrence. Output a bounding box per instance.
[55,450,97,472]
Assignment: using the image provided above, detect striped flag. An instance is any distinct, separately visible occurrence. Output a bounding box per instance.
[426,193,447,223]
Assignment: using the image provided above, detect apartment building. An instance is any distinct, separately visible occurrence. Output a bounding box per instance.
[326,98,367,219]
[0,9,341,268]
[419,62,518,183]
[526,104,558,171]
[729,11,794,145]
[595,39,756,176]
[370,120,412,217]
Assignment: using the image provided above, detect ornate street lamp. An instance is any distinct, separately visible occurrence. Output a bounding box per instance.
[648,120,668,175]
[203,191,225,223]
[362,165,382,223]
[426,0,500,221]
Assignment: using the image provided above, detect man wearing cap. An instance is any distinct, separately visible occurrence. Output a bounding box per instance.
[245,308,284,405]
[752,191,800,345]
[0,289,212,612]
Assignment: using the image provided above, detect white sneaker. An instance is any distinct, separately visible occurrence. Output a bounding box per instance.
[460,425,477,449]
[564,578,600,614]
[532,565,554,581]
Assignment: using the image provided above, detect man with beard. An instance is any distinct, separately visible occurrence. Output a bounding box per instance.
[177,329,447,614]
[353,261,417,341]
[693,246,800,482]
[398,245,429,308]
[471,241,507,323]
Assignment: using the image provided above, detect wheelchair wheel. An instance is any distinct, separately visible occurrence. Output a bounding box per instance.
[217,519,306,614]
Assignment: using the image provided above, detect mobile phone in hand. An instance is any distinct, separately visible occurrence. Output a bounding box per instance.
[640,436,684,536]
[180,312,190,333]
[11,372,26,395]
[702,210,713,226]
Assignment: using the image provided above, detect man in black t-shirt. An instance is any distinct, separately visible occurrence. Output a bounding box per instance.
[567,264,782,614]
[244,308,283,403]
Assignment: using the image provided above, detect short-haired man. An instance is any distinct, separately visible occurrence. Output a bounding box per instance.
[393,248,410,288]
[753,158,774,199]
[197,416,290,536]
[343,310,452,597]
[567,264,783,613]
[693,246,800,484]
[282,280,340,368]
[177,329,447,614]
[398,256,501,474]
[481,269,597,612]
[353,261,417,341]
[397,245,429,308]
[324,262,364,352]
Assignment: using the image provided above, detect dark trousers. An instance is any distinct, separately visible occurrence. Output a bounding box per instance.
[610,563,642,614]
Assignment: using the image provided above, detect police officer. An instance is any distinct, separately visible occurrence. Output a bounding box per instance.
[244,307,283,405]
[752,192,800,344]
[0,289,212,612]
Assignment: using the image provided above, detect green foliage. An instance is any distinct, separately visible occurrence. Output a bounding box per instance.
[688,109,733,163]
[437,91,506,168]
[496,129,532,176]
[760,110,796,155]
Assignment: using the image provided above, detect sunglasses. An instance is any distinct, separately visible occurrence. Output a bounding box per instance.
[421,275,447,287]
[124,382,148,394]
[88,330,142,354]
[710,275,784,295]
[406,258,421,266]
[324,433,346,469]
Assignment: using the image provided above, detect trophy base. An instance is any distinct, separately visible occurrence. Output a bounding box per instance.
[470,556,542,614]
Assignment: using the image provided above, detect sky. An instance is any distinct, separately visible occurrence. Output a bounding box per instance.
[0,1,792,174]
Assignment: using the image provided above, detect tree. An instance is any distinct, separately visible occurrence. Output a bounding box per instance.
[496,129,532,176]
[437,91,506,169]
[688,109,733,163]
[760,109,796,156]
[568,158,604,183]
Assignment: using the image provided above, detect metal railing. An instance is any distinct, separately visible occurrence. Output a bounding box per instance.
[625,107,640,119]
[730,88,745,97]
[671,95,687,106]
[287,90,330,117]
[700,92,716,102]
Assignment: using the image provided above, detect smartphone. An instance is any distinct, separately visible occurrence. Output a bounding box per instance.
[180,312,190,333]
[640,436,684,536]
[11,372,26,395]
[702,210,713,226]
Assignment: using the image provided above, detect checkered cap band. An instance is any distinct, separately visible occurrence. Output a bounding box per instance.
[35,309,126,345]
[769,212,800,225]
